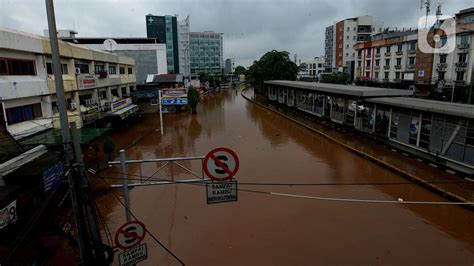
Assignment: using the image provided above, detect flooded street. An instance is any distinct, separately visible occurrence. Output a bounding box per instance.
[96,88,474,265]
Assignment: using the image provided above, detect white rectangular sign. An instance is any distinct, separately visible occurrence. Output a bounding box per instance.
[119,243,147,266]
[0,200,17,230]
[206,181,238,204]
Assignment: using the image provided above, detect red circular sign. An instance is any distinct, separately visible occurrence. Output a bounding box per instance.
[203,147,240,182]
[114,220,146,250]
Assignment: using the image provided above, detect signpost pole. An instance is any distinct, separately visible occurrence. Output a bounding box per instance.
[120,150,132,222]
[159,90,164,136]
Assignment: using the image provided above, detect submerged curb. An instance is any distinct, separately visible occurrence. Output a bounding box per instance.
[240,87,472,207]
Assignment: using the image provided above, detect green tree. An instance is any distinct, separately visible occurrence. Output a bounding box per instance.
[188,87,200,114]
[321,72,350,85]
[199,72,210,83]
[234,65,246,75]
[246,50,298,94]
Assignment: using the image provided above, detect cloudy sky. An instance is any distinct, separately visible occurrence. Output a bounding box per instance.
[0,0,471,66]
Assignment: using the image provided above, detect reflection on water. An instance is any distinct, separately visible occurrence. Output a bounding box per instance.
[93,87,474,266]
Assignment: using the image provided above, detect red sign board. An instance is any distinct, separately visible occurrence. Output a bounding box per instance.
[203,147,240,182]
[114,220,146,250]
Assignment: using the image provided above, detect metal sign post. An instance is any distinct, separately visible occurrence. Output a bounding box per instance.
[158,90,164,136]
[120,150,132,222]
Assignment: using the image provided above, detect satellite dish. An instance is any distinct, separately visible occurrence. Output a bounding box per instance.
[103,39,118,52]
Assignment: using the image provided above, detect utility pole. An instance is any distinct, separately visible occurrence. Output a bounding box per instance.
[45,0,89,264]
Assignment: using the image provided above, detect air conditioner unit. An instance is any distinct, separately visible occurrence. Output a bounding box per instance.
[75,68,81,75]
[69,102,77,110]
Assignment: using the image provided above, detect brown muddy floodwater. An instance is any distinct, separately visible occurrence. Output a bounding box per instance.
[95,87,474,266]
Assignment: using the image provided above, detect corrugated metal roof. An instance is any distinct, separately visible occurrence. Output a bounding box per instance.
[265,80,414,98]
[367,97,474,119]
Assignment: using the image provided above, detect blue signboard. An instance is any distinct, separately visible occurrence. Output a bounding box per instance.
[175,98,188,105]
[162,98,175,105]
[43,163,65,192]
[162,98,188,106]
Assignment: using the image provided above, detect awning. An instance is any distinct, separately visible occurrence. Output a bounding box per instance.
[106,104,139,120]
[20,128,109,146]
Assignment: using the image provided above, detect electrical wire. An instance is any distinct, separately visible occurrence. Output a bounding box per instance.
[95,174,185,266]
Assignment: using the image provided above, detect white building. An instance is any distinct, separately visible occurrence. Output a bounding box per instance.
[224,58,235,74]
[178,16,191,78]
[299,57,325,78]
[325,16,384,75]
[56,31,167,85]
[1,27,136,138]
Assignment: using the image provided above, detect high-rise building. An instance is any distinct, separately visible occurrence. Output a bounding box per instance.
[325,16,384,77]
[190,31,224,75]
[178,16,191,78]
[224,58,235,74]
[146,14,179,74]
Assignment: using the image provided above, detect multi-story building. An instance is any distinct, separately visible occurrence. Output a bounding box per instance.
[178,16,191,78]
[146,14,179,74]
[58,31,167,85]
[189,31,224,75]
[431,8,473,97]
[325,16,384,78]
[324,26,334,70]
[299,57,325,78]
[0,27,136,138]
[354,29,418,87]
[224,58,235,74]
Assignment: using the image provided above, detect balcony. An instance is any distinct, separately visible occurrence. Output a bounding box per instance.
[365,65,371,69]
[98,71,108,79]
[374,66,380,70]
[385,52,391,57]
[408,49,417,54]
[458,43,470,49]
[395,65,402,69]
[375,53,381,58]
[455,62,467,68]
[395,51,403,56]
[384,65,391,69]
[437,63,448,69]
[407,64,416,69]
[455,80,466,86]
[357,55,362,59]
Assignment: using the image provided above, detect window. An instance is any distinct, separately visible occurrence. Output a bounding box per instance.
[121,87,127,96]
[365,71,370,77]
[75,63,89,74]
[464,14,474,23]
[0,58,7,74]
[111,88,119,97]
[376,47,381,54]
[375,59,380,66]
[441,36,448,47]
[109,65,117,75]
[119,66,125,74]
[456,71,465,81]
[6,103,42,124]
[384,72,389,78]
[408,57,415,65]
[458,53,467,63]
[94,64,105,73]
[346,44,349,48]
[395,72,400,79]
[353,36,356,40]
[347,27,350,31]
[0,58,36,75]
[358,60,362,67]
[346,36,349,40]
[99,90,107,100]
[366,60,371,67]
[460,34,470,45]
[386,46,391,53]
[46,63,68,75]
[440,54,447,63]
[385,59,390,66]
[346,53,349,56]
[128,67,133,74]
[358,50,362,56]
[375,72,379,79]
[366,49,371,57]
[438,71,445,80]
[397,44,403,52]
[396,58,402,66]
[409,42,416,50]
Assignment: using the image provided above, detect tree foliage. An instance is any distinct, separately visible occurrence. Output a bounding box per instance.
[246,50,299,94]
[320,72,350,85]
[188,87,200,114]
[234,65,246,75]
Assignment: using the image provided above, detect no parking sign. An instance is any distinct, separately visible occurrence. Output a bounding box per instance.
[203,147,240,182]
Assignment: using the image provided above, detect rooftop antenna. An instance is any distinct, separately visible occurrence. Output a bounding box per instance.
[420,0,432,28]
